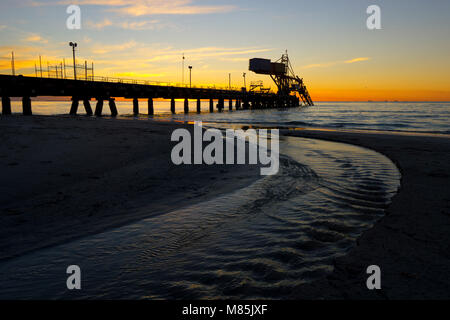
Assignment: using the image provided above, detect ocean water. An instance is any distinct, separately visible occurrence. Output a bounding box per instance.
[6,100,450,134]
[0,135,400,299]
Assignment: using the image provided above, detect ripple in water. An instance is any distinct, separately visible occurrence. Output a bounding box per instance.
[0,136,400,299]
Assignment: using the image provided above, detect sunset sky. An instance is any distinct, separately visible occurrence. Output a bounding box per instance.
[0,0,449,101]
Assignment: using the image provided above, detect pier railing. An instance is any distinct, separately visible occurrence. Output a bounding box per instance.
[31,72,245,92]
[90,75,243,91]
[34,58,244,91]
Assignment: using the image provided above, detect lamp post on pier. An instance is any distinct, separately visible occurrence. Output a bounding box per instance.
[189,65,192,88]
[69,42,77,80]
[11,51,15,76]
[182,53,185,85]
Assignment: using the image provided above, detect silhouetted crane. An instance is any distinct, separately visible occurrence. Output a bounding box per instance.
[249,52,314,106]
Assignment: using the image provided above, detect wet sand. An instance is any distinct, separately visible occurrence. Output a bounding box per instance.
[0,116,261,261]
[1,116,449,299]
[285,128,450,299]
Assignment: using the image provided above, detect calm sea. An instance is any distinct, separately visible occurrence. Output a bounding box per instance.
[7,100,450,134]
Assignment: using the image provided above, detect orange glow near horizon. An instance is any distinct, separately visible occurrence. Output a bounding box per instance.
[2,1,450,102]
[309,89,450,102]
[2,55,450,102]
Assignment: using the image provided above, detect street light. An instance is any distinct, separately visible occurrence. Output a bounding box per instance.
[69,42,77,80]
[182,53,185,85]
[188,66,192,88]
[243,72,246,91]
[11,51,15,76]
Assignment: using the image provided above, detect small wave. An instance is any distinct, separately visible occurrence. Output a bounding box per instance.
[0,136,401,299]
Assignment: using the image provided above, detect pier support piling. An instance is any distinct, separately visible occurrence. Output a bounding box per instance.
[109,98,118,117]
[171,98,176,114]
[276,98,282,108]
[148,98,154,116]
[22,96,32,115]
[229,99,233,111]
[184,98,189,113]
[83,99,93,116]
[243,99,249,110]
[209,98,214,113]
[95,99,103,116]
[218,98,224,112]
[70,98,79,115]
[197,99,201,113]
[1,96,11,115]
[133,98,139,116]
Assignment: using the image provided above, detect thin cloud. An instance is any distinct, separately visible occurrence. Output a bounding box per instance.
[345,57,371,64]
[143,47,272,63]
[303,57,371,69]
[219,57,250,62]
[34,0,237,15]
[120,20,161,30]
[92,46,272,64]
[0,58,36,71]
[0,46,71,75]
[85,16,173,30]
[86,18,113,29]
[112,1,236,16]
[23,34,48,44]
[303,62,338,69]
[91,40,138,54]
[115,71,165,78]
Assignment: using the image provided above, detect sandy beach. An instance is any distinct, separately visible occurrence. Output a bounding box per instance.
[0,116,261,261]
[285,128,450,299]
[0,116,449,299]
